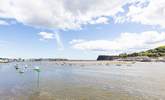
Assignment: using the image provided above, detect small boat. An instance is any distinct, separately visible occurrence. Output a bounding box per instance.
[19,70,25,74]
[24,65,28,69]
[14,64,19,69]
[34,66,40,72]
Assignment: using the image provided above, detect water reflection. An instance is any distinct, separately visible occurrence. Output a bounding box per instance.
[14,64,41,91]
[35,68,40,89]
[31,68,41,100]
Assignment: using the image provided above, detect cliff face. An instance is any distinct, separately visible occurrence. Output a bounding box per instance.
[97,55,119,60]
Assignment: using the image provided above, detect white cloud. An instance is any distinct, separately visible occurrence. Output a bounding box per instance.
[0,0,135,30]
[90,17,109,24]
[38,31,64,49]
[115,0,165,28]
[70,31,165,54]
[38,32,55,40]
[0,20,9,25]
[69,39,85,44]
[0,0,164,29]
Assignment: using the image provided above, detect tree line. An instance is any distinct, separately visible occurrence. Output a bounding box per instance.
[119,46,165,58]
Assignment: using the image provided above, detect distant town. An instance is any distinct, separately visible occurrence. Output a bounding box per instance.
[0,58,69,63]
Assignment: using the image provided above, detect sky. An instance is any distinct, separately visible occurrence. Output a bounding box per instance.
[0,0,165,60]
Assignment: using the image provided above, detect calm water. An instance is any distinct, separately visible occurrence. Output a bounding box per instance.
[0,62,165,100]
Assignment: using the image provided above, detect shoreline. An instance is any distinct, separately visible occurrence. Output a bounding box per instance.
[50,60,134,65]
[10,60,137,66]
[1,59,165,64]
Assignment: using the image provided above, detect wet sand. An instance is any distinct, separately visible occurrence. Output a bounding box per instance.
[49,60,134,66]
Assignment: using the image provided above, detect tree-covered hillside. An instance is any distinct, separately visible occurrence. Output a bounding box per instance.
[119,46,165,58]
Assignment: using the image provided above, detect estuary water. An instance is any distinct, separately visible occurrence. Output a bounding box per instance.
[0,62,165,100]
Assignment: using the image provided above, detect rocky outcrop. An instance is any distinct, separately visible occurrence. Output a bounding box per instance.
[116,56,152,62]
[97,55,119,60]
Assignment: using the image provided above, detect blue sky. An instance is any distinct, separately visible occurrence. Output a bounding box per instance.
[0,0,165,59]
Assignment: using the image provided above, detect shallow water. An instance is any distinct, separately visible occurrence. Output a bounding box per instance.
[0,62,165,100]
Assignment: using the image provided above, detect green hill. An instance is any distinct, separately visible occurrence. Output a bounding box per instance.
[119,46,165,58]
